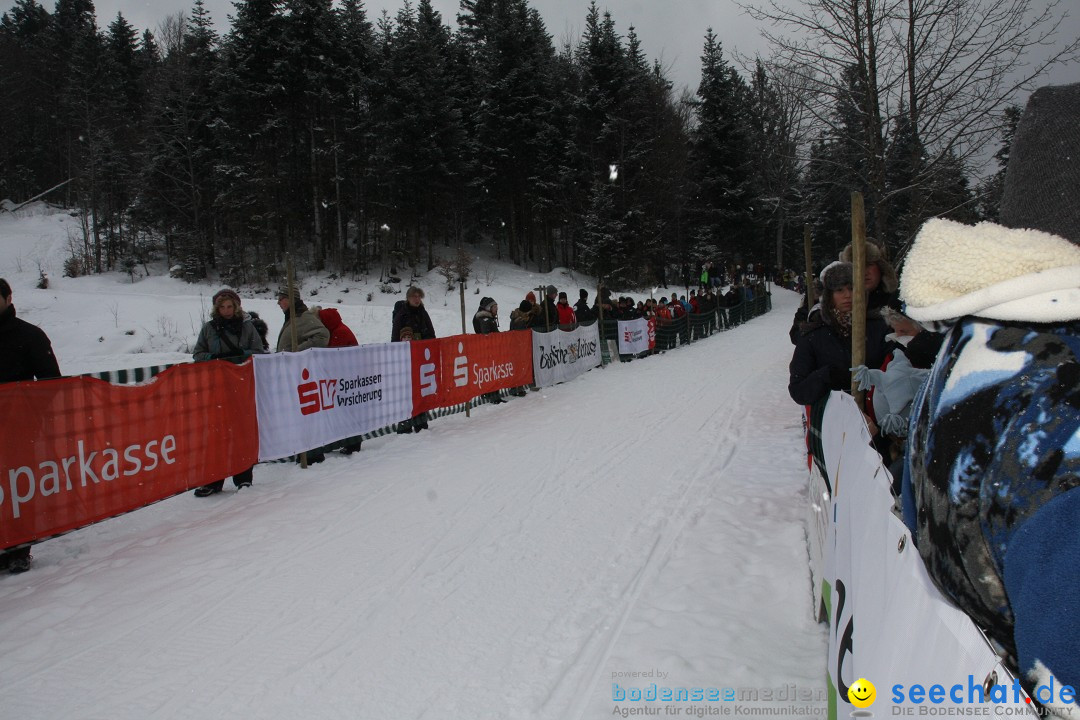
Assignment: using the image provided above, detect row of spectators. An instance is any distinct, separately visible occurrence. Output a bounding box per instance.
[788,83,1080,717]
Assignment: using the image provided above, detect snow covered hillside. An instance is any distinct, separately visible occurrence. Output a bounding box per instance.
[0,203,827,719]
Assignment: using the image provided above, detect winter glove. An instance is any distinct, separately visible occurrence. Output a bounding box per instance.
[828,365,851,391]
[851,365,885,392]
[879,413,908,437]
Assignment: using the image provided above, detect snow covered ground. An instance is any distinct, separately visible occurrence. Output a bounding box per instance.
[0,203,827,719]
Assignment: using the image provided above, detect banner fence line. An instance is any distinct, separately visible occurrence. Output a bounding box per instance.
[4,293,772,545]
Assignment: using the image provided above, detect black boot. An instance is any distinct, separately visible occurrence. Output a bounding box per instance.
[194,481,224,497]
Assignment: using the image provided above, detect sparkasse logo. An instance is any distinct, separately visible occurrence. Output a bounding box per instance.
[297,368,336,415]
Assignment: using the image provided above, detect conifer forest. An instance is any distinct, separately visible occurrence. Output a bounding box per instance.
[1,0,1075,286]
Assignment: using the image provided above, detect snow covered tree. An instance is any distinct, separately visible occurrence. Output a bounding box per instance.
[134,0,223,281]
[687,30,755,264]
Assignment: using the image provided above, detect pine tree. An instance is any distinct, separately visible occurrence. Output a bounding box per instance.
[687,30,754,264]
[0,0,54,201]
[135,0,223,280]
[278,0,348,269]
[976,105,1022,224]
[455,0,562,269]
[215,0,287,264]
[336,0,376,272]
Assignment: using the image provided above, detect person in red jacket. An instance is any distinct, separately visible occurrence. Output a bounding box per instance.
[315,306,359,347]
[556,291,577,327]
[312,306,362,453]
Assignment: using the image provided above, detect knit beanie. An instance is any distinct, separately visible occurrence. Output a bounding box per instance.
[213,288,241,307]
[999,82,1080,245]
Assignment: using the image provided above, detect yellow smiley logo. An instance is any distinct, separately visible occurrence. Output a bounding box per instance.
[848,678,877,708]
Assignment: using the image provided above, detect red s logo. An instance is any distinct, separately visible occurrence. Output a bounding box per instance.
[298,369,320,415]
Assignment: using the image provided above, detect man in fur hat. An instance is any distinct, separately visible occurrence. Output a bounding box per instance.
[901,83,1080,713]
[839,240,901,314]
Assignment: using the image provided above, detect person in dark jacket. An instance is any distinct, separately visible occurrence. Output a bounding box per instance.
[0,278,60,384]
[0,278,60,573]
[191,289,267,496]
[788,262,889,408]
[392,286,436,343]
[472,296,499,335]
[509,298,538,331]
[537,284,559,331]
[839,240,901,315]
[393,286,436,432]
[574,289,594,323]
[472,297,505,404]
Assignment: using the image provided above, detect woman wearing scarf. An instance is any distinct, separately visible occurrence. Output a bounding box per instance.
[191,289,266,496]
[788,261,889,407]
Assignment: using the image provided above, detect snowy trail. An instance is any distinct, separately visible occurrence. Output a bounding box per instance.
[0,289,825,720]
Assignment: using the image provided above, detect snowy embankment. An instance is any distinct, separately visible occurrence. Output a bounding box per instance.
[0,205,826,720]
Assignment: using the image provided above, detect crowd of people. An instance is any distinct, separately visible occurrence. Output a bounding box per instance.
[0,268,776,573]
[789,83,1080,715]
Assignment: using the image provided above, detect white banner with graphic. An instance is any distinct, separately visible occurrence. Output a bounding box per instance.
[616,317,652,355]
[813,392,1029,718]
[253,344,413,461]
[531,324,601,388]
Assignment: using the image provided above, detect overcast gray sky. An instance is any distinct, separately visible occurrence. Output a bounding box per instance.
[3,0,1076,93]
[13,0,771,92]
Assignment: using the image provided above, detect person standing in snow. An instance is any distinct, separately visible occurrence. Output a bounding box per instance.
[839,240,901,315]
[393,286,436,432]
[311,306,363,455]
[275,288,330,353]
[574,289,594,323]
[509,296,538,331]
[276,287,331,462]
[472,297,505,405]
[0,278,61,572]
[191,289,266,497]
[555,291,576,327]
[787,261,889,408]
[313,306,359,348]
[901,83,1080,711]
[540,284,559,332]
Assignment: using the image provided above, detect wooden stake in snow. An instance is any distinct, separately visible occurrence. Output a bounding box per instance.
[850,193,867,410]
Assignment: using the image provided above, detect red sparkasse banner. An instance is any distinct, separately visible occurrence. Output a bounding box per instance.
[440,331,533,407]
[0,362,258,549]
[408,332,534,415]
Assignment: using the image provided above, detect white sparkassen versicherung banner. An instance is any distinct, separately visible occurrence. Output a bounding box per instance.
[252,344,413,461]
[616,317,651,355]
[531,323,601,388]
